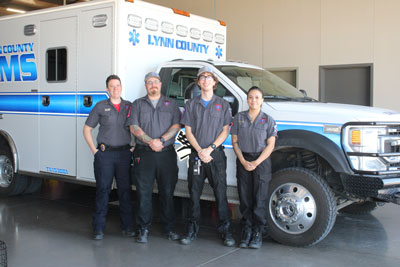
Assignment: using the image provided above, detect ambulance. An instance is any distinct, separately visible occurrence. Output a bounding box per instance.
[1,0,400,246]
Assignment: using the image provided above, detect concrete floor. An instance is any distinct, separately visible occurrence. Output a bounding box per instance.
[1,180,400,267]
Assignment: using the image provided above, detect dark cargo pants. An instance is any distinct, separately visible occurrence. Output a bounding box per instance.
[187,148,232,232]
[93,149,133,232]
[236,153,271,232]
[133,145,178,233]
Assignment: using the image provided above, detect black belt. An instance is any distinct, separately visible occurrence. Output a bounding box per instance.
[242,152,262,157]
[135,144,174,152]
[191,145,224,154]
[97,144,131,152]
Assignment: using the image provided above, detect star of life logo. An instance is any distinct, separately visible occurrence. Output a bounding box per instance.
[216,45,223,59]
[129,29,140,46]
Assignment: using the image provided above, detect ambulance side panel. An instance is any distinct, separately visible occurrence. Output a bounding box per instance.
[116,0,227,101]
[76,4,114,181]
[0,16,40,174]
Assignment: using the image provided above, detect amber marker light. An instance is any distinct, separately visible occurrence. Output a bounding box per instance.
[218,20,226,26]
[172,8,190,17]
[351,130,361,145]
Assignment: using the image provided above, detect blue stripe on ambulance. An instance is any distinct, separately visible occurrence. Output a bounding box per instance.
[0,92,108,116]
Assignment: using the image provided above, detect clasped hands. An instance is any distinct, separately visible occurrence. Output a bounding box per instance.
[198,147,213,163]
[149,138,163,152]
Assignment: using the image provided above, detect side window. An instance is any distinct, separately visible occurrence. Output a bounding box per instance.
[214,82,239,116]
[46,48,67,82]
[162,67,239,116]
[163,67,198,107]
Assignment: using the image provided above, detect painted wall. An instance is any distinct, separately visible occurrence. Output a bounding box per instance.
[145,0,400,111]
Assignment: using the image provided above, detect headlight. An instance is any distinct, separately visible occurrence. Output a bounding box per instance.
[349,156,387,171]
[343,126,387,153]
[342,125,396,172]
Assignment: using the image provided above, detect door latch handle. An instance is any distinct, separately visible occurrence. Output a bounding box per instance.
[42,95,50,106]
[83,95,93,107]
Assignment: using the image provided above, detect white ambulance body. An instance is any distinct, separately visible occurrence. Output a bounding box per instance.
[0,0,226,188]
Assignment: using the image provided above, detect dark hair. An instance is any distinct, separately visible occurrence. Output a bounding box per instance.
[247,86,264,98]
[196,74,219,90]
[106,74,121,87]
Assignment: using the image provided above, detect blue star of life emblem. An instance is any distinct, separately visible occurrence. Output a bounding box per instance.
[129,29,140,46]
[216,46,223,59]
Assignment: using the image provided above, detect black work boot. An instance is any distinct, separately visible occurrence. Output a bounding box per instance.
[248,231,262,249]
[136,228,149,243]
[93,230,104,240]
[220,223,235,247]
[239,229,252,248]
[180,221,199,245]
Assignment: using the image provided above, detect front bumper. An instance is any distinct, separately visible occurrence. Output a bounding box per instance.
[341,174,400,204]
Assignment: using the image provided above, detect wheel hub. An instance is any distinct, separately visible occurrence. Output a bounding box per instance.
[0,155,13,188]
[276,196,301,223]
[270,183,317,234]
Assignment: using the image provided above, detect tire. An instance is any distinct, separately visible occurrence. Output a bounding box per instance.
[267,167,336,247]
[24,176,43,194]
[0,147,27,197]
[339,201,379,215]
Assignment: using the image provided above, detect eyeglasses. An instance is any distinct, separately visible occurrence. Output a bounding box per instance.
[199,75,213,81]
[145,80,161,86]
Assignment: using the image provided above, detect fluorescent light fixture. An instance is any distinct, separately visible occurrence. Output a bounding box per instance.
[6,8,26,14]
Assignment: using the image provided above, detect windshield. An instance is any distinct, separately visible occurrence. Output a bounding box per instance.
[216,65,306,99]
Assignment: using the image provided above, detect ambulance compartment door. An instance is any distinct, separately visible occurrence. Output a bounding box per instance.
[76,7,113,181]
[39,17,77,177]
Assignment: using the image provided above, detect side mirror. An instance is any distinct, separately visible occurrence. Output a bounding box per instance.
[299,89,307,97]
[223,96,235,103]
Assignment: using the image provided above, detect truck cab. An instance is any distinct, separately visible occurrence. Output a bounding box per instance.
[158,59,400,246]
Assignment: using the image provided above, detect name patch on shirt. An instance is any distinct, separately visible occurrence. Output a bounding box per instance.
[105,108,111,112]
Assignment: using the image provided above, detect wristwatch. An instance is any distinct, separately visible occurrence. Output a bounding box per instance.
[211,143,217,150]
[160,137,165,144]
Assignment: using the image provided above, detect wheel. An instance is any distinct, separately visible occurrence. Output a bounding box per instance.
[24,176,43,194]
[267,167,336,247]
[339,201,380,215]
[0,147,27,197]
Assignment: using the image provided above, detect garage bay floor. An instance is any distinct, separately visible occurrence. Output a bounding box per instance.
[0,181,399,267]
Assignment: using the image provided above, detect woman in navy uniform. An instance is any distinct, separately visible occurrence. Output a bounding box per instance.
[231,86,277,249]
[83,75,135,240]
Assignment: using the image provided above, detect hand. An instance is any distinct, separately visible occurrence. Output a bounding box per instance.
[149,139,163,152]
[241,160,256,171]
[198,147,213,163]
[130,146,135,152]
[93,149,99,155]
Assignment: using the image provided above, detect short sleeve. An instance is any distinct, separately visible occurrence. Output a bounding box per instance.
[231,115,239,135]
[180,101,193,127]
[126,100,140,126]
[85,102,101,128]
[223,101,232,126]
[267,116,278,138]
[171,99,181,125]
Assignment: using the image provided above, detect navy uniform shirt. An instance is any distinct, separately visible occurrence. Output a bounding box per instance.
[181,94,232,148]
[85,98,132,146]
[231,111,278,153]
[127,95,181,147]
